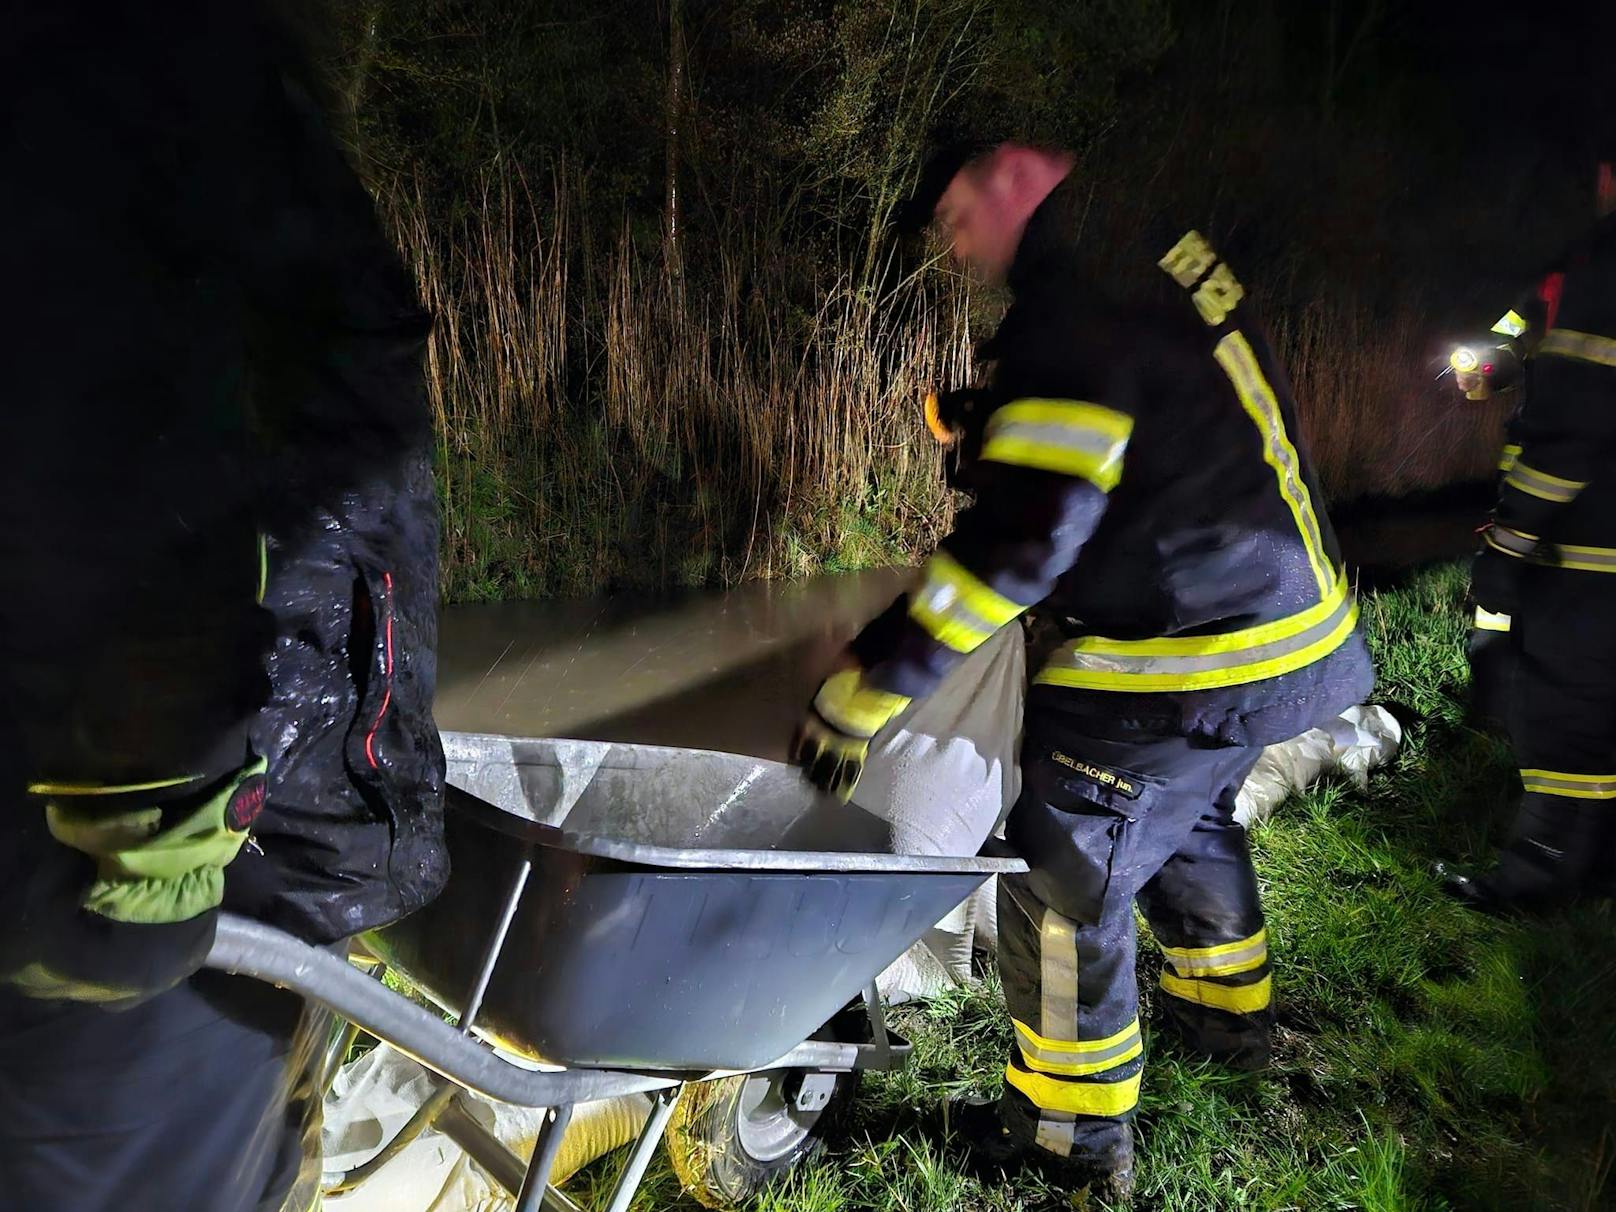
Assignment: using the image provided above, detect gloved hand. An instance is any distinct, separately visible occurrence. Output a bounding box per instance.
[4,879,219,1009]
[3,759,266,1009]
[792,667,911,803]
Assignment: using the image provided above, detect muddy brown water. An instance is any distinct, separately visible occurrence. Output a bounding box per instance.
[436,568,908,761]
[436,495,1483,755]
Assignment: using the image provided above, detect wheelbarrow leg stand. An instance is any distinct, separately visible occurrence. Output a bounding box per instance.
[516,1103,575,1212]
[602,1084,682,1212]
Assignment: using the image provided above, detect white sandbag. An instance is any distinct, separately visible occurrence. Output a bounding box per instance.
[1233,705,1402,828]
[852,626,1025,999]
[323,1045,651,1212]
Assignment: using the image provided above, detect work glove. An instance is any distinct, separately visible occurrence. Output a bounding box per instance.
[3,758,267,1009]
[792,668,910,803]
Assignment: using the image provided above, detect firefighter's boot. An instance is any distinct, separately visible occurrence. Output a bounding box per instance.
[1442,797,1614,914]
[951,1098,1136,1202]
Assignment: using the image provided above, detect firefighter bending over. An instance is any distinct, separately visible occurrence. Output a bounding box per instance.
[792,142,1373,1195]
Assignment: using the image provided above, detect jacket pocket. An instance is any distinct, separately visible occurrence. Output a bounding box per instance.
[345,561,401,800]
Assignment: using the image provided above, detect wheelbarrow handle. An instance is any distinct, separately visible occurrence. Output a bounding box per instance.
[205,914,681,1107]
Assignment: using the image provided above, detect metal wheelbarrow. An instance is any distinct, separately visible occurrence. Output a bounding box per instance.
[206,731,1025,1210]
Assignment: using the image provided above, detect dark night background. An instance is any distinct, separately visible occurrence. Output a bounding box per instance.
[303,6,1616,1209]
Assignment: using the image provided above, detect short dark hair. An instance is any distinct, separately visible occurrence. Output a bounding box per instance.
[897,138,999,235]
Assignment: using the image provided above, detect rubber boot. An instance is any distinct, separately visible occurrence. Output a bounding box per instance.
[1442,798,1614,915]
[950,1098,1136,1203]
[1157,996,1273,1072]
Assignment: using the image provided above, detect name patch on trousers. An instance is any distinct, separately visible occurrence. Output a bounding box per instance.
[1050,751,1144,798]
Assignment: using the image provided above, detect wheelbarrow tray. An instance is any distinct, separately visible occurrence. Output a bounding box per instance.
[367,732,1022,1073]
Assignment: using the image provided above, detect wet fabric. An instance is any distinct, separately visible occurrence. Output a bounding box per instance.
[996,715,1270,1159]
[1,0,446,949]
[0,973,324,1212]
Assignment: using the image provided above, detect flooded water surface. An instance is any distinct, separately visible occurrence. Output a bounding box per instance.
[436,568,908,761]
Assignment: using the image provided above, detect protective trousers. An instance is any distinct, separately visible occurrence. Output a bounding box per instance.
[0,972,327,1212]
[997,719,1270,1162]
[1500,565,1616,888]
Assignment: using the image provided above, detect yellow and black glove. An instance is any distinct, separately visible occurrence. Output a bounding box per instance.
[792,668,910,803]
[4,758,267,1009]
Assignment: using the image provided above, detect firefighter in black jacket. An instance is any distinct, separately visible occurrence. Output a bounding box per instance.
[1445,155,1616,913]
[0,5,445,1209]
[794,143,1374,1192]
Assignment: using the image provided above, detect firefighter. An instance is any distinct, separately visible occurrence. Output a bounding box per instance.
[0,4,445,1209]
[1444,149,1616,913]
[793,141,1373,1194]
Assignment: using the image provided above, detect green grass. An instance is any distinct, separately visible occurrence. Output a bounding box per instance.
[569,563,1616,1211]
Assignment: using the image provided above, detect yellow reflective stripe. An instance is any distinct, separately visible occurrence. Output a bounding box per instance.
[1498,443,1521,473]
[1520,769,1616,799]
[1013,1017,1140,1057]
[908,550,1027,654]
[1214,331,1333,595]
[1539,328,1616,368]
[1161,929,1267,977]
[812,670,910,738]
[1550,543,1616,572]
[980,399,1133,492]
[1159,971,1273,1014]
[1158,928,1265,961]
[1005,1064,1142,1118]
[28,775,203,797]
[1062,576,1347,659]
[257,533,269,605]
[1491,309,1529,338]
[1473,606,1512,632]
[1035,577,1357,692]
[1504,461,1587,503]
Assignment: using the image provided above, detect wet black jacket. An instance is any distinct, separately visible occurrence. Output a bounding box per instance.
[1,2,445,946]
[853,190,1373,746]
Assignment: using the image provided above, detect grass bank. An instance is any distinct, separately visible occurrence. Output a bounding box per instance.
[571,563,1616,1211]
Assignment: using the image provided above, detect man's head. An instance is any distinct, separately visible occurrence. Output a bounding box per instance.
[926,143,1075,281]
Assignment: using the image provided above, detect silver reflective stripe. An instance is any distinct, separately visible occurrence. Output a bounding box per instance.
[1483,526,1538,558]
[1037,907,1079,1157]
[1050,589,1353,680]
[1553,544,1616,572]
[1013,1020,1143,1070]
[988,419,1125,462]
[1504,462,1586,504]
[1164,936,1268,978]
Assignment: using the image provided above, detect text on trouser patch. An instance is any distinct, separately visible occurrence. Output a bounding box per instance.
[1051,751,1144,799]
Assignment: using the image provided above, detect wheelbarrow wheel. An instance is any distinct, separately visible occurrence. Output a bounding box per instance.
[666,1068,856,1209]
